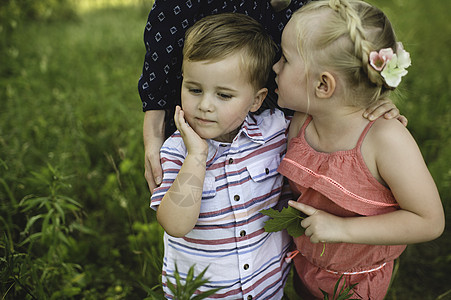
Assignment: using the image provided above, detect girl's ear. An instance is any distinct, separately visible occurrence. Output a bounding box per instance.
[250,88,268,112]
[315,72,336,99]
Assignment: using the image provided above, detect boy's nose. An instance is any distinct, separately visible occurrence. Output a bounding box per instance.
[198,95,214,112]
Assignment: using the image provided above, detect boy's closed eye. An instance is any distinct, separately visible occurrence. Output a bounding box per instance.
[217,93,233,100]
[189,88,202,94]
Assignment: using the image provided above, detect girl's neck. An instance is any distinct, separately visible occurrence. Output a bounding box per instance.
[306,107,369,153]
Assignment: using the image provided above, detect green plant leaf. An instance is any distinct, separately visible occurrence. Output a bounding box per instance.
[165,264,224,299]
[320,289,329,299]
[185,264,195,285]
[333,274,342,297]
[190,288,224,300]
[319,274,359,300]
[260,206,306,237]
[22,214,44,235]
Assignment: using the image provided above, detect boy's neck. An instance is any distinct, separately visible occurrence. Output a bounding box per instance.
[212,124,242,143]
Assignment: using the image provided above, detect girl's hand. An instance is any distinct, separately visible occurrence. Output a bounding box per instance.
[363,98,408,126]
[288,200,345,244]
[174,106,208,156]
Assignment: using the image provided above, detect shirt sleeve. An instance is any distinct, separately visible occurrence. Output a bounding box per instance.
[138,0,203,112]
[150,133,186,210]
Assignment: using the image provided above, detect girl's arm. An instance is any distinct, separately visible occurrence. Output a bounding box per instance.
[290,118,444,245]
[156,106,208,237]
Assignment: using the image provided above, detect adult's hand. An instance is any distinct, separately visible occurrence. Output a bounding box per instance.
[143,110,165,193]
[270,0,291,12]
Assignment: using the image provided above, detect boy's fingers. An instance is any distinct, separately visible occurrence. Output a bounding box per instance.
[174,106,180,129]
[397,115,408,127]
[174,106,186,132]
[363,99,389,117]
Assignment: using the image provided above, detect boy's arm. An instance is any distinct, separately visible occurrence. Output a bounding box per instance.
[363,98,408,126]
[156,107,208,237]
[157,153,207,237]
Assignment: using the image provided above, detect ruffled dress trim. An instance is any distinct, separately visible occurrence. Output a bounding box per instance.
[278,115,406,273]
[279,115,398,216]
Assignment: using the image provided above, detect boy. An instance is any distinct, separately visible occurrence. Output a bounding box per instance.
[150,13,292,299]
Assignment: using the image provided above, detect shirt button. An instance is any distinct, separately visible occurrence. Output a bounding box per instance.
[234,195,240,201]
[265,168,269,174]
[247,296,253,300]
[240,230,246,237]
[229,158,234,164]
[243,264,249,270]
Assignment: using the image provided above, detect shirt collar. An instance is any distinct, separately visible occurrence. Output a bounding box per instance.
[205,113,265,160]
[236,113,265,144]
[207,113,265,149]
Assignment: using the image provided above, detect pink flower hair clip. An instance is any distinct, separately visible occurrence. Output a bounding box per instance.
[369,42,411,88]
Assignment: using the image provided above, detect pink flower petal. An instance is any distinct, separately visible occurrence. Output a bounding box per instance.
[370,51,385,71]
[379,48,394,61]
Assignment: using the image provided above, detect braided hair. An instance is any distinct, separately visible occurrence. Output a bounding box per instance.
[292,0,397,107]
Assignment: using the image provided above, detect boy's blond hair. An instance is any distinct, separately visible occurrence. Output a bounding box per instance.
[183,13,277,90]
[292,0,398,107]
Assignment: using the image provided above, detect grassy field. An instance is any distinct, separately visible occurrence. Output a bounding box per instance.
[0,0,450,299]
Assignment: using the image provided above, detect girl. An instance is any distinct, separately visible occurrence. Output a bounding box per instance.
[272,0,445,299]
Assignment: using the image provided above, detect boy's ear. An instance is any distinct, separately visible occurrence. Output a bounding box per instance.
[315,72,336,99]
[250,88,268,112]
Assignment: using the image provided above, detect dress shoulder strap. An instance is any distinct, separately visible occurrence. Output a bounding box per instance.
[356,119,377,148]
[297,115,313,139]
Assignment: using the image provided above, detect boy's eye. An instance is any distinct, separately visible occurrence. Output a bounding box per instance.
[218,93,232,100]
[189,88,202,94]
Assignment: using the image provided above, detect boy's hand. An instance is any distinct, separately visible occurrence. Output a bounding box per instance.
[288,200,345,244]
[363,98,408,126]
[174,106,208,156]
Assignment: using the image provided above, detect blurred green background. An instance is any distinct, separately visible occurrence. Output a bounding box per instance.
[0,0,449,299]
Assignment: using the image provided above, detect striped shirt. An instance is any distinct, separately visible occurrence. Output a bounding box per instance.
[151,109,292,299]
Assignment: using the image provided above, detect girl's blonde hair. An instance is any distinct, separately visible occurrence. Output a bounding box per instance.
[292,0,398,107]
[183,13,277,91]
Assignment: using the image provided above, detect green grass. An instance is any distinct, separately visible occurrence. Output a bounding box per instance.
[1,1,450,299]
[367,2,451,298]
[0,4,162,299]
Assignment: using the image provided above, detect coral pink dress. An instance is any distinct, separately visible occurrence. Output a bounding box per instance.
[278,116,406,299]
